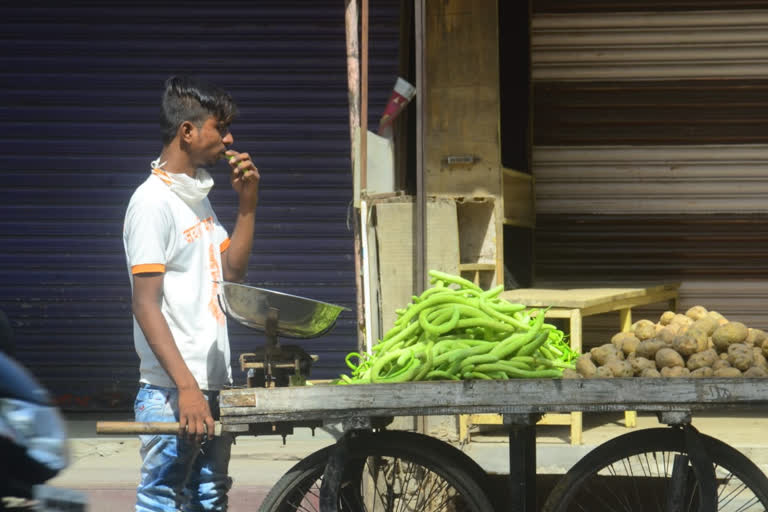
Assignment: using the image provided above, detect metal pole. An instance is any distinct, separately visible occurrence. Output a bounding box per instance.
[414,0,426,294]
[414,0,428,436]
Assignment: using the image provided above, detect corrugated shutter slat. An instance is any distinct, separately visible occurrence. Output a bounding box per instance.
[0,1,400,409]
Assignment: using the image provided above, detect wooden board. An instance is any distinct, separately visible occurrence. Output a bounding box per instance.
[457,199,497,265]
[219,378,768,427]
[503,168,535,228]
[374,198,460,332]
[425,0,502,197]
[500,283,681,309]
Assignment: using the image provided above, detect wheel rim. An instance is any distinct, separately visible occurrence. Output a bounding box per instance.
[560,449,765,512]
[275,454,484,512]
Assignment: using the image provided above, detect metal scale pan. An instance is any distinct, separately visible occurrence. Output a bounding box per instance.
[217,281,349,339]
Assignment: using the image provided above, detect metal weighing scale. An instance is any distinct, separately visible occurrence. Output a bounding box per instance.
[217,281,348,388]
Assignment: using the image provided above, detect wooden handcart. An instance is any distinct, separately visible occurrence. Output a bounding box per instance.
[220,378,768,511]
[98,283,768,511]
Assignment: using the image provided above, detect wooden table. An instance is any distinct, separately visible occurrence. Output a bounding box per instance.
[462,283,681,445]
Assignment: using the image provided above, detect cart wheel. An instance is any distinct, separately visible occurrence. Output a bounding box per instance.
[542,427,768,512]
[258,430,495,512]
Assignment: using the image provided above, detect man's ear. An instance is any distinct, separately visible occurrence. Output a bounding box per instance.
[179,121,196,143]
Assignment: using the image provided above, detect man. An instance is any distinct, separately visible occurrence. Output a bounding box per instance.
[123,75,259,511]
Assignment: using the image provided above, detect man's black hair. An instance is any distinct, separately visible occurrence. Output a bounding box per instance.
[160,76,238,145]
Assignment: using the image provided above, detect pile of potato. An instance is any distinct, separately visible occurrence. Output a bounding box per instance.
[568,306,768,379]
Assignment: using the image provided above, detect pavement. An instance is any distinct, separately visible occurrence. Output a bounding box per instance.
[48,410,768,511]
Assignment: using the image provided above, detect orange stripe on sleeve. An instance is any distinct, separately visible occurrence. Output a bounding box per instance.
[132,263,166,274]
[219,238,231,253]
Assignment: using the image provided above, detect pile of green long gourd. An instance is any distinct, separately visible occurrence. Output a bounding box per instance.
[336,270,576,384]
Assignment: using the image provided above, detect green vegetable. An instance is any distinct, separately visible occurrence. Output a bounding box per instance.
[334,270,576,384]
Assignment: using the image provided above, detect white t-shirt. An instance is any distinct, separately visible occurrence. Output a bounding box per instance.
[123,170,232,390]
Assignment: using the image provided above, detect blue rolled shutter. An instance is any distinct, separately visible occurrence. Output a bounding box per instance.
[0,1,400,409]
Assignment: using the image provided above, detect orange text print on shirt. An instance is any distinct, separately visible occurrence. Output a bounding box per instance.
[208,243,225,325]
[183,216,214,244]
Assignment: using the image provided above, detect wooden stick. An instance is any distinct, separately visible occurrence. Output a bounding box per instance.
[96,421,222,436]
[345,0,366,354]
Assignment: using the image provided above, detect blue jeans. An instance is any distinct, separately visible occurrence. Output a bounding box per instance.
[134,384,233,512]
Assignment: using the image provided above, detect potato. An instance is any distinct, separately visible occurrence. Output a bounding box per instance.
[636,339,667,360]
[575,354,597,378]
[604,359,633,378]
[746,328,768,347]
[727,343,754,371]
[685,305,708,321]
[690,316,719,337]
[753,349,768,370]
[621,335,641,356]
[690,367,714,378]
[562,368,582,379]
[632,318,655,330]
[641,368,661,378]
[720,352,729,360]
[656,326,678,345]
[630,356,656,376]
[689,328,708,352]
[595,366,614,378]
[712,359,731,371]
[712,322,749,352]
[750,328,767,343]
[611,332,639,352]
[659,311,676,325]
[661,366,690,378]
[714,367,742,378]
[673,330,708,357]
[590,344,624,366]
[686,349,717,371]
[762,338,768,358]
[633,320,657,341]
[656,348,685,369]
[744,367,768,378]
[671,314,694,328]
[706,311,728,326]
[672,334,698,357]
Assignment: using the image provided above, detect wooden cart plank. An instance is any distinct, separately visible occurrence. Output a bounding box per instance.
[219,378,768,425]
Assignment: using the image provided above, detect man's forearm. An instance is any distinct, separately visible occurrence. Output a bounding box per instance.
[223,208,255,282]
[133,301,199,391]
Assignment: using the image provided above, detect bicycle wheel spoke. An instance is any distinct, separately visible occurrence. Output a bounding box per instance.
[362,456,388,511]
[585,479,629,512]
[354,455,460,512]
[398,460,429,512]
[393,462,417,512]
[542,429,768,512]
[421,476,453,510]
[286,481,320,511]
[626,457,643,510]
[715,469,762,512]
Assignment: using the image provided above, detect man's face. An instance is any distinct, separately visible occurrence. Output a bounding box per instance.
[190,116,233,168]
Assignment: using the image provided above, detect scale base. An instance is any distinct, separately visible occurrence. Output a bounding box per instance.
[239,346,318,388]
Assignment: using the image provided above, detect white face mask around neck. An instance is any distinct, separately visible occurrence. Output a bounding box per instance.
[150,158,214,205]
